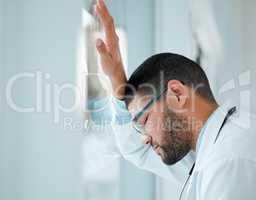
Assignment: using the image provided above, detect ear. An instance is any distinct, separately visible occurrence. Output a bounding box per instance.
[165,80,189,111]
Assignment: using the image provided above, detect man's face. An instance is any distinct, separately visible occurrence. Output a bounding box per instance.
[128,94,192,165]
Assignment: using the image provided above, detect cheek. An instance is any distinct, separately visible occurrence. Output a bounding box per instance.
[145,113,166,142]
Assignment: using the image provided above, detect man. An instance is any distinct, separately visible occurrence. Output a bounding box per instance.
[89,0,256,199]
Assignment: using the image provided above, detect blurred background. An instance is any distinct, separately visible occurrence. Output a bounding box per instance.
[0,0,255,200]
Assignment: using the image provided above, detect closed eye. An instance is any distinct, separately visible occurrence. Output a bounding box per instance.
[142,114,149,126]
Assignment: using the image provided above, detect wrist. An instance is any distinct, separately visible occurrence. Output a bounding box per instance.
[110,69,127,100]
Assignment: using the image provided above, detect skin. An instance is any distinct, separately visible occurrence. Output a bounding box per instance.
[128,83,218,164]
[95,0,218,165]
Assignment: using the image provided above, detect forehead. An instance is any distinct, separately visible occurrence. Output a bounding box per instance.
[127,94,154,118]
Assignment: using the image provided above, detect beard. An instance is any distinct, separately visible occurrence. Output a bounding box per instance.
[159,108,192,165]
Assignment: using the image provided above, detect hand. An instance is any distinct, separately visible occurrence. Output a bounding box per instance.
[95,0,127,99]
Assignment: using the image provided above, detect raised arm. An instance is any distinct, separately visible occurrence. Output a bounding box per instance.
[94,0,127,100]
[93,0,195,182]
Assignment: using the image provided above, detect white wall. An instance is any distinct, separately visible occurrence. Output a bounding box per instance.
[1,0,85,200]
[211,0,256,113]
[244,0,256,113]
[155,0,193,58]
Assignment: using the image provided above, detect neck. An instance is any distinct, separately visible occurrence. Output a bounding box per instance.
[188,98,219,151]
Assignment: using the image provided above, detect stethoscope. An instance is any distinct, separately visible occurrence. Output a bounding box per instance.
[179,106,237,200]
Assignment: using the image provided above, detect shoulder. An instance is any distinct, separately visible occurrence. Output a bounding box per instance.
[201,107,256,168]
[197,157,256,200]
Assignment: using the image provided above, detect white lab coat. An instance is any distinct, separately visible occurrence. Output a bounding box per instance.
[107,98,256,200]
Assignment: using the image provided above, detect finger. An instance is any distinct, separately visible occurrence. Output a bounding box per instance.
[98,0,112,20]
[95,1,119,51]
[96,38,106,51]
[96,3,117,42]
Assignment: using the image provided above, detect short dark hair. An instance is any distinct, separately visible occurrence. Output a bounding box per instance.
[124,53,216,106]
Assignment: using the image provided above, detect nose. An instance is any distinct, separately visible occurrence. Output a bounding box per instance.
[141,135,152,145]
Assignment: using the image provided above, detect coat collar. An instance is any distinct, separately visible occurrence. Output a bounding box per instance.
[194,102,235,171]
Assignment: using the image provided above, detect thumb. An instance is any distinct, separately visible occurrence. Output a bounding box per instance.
[96,38,112,72]
[96,38,112,67]
[96,38,108,55]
